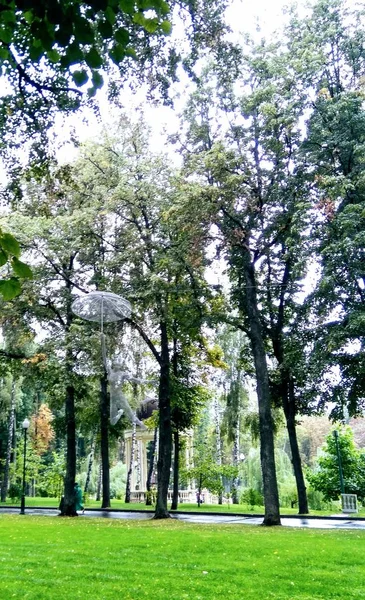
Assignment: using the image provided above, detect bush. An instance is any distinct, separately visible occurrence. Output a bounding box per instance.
[110,461,127,499]
[306,487,339,511]
[8,483,21,502]
[241,488,263,508]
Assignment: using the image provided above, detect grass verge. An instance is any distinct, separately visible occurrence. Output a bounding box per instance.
[0,515,364,599]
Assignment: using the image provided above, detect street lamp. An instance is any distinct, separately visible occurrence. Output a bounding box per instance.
[20,418,30,515]
[333,430,345,495]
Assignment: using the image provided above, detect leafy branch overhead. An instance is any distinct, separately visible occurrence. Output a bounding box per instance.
[0,228,32,300]
[0,0,172,96]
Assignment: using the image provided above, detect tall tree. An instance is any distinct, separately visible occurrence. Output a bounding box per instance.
[68,117,213,517]
[293,0,365,420]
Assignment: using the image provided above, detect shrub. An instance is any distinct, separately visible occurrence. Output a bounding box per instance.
[8,483,21,502]
[241,487,263,508]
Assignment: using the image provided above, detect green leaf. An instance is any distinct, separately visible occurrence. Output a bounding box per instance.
[119,0,135,15]
[133,12,145,26]
[11,257,33,279]
[97,19,113,38]
[0,26,13,44]
[109,44,125,64]
[47,48,61,63]
[161,20,172,34]
[73,17,94,44]
[142,17,158,33]
[23,11,34,24]
[0,233,20,257]
[158,0,170,15]
[92,70,104,89]
[125,47,137,59]
[1,10,16,24]
[115,27,130,45]
[29,44,44,62]
[0,46,9,60]
[65,43,83,65]
[72,69,89,86]
[85,47,103,69]
[87,86,97,98]
[105,5,116,24]
[0,249,8,266]
[0,278,22,301]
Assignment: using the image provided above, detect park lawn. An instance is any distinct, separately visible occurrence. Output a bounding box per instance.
[0,515,364,600]
[1,496,361,517]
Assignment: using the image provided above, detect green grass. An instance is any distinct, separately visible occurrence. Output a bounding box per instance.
[1,496,364,517]
[0,515,365,599]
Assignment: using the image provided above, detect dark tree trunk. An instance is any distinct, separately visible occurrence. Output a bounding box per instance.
[1,379,16,502]
[170,430,179,510]
[62,382,77,516]
[232,416,240,504]
[60,275,78,516]
[155,320,172,519]
[283,377,308,514]
[96,463,102,501]
[125,423,136,504]
[270,257,309,516]
[100,372,110,509]
[197,472,203,508]
[146,427,157,505]
[84,433,96,494]
[244,259,281,526]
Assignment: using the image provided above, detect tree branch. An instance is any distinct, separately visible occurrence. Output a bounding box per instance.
[123,317,162,365]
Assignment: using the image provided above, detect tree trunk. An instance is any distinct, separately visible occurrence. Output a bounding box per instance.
[84,433,96,494]
[244,258,281,525]
[60,279,78,516]
[214,397,223,504]
[125,422,136,503]
[171,430,179,510]
[12,409,17,473]
[62,382,77,515]
[232,415,240,504]
[146,427,158,505]
[100,372,110,509]
[1,378,16,502]
[96,463,102,501]
[155,320,172,519]
[283,377,308,514]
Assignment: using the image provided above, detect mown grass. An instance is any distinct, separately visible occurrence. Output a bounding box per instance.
[1,496,363,517]
[0,515,364,599]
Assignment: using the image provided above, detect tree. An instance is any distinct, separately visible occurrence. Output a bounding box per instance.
[35,116,213,518]
[3,173,99,515]
[307,427,365,501]
[294,0,365,420]
[31,403,54,456]
[170,362,209,510]
[0,376,17,501]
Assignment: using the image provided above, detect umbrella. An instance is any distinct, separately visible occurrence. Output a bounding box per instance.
[71,291,131,330]
[71,291,132,369]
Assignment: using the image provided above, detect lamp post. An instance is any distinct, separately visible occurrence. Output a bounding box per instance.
[333,430,345,495]
[20,418,30,515]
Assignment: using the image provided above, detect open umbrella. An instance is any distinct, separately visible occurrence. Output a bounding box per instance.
[71,291,131,367]
[71,291,131,328]
[71,291,149,428]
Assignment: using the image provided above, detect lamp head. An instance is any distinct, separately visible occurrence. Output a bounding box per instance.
[22,418,30,430]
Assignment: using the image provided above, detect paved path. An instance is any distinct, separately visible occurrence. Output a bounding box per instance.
[1,507,365,529]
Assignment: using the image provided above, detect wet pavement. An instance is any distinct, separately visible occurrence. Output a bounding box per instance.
[1,507,365,529]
